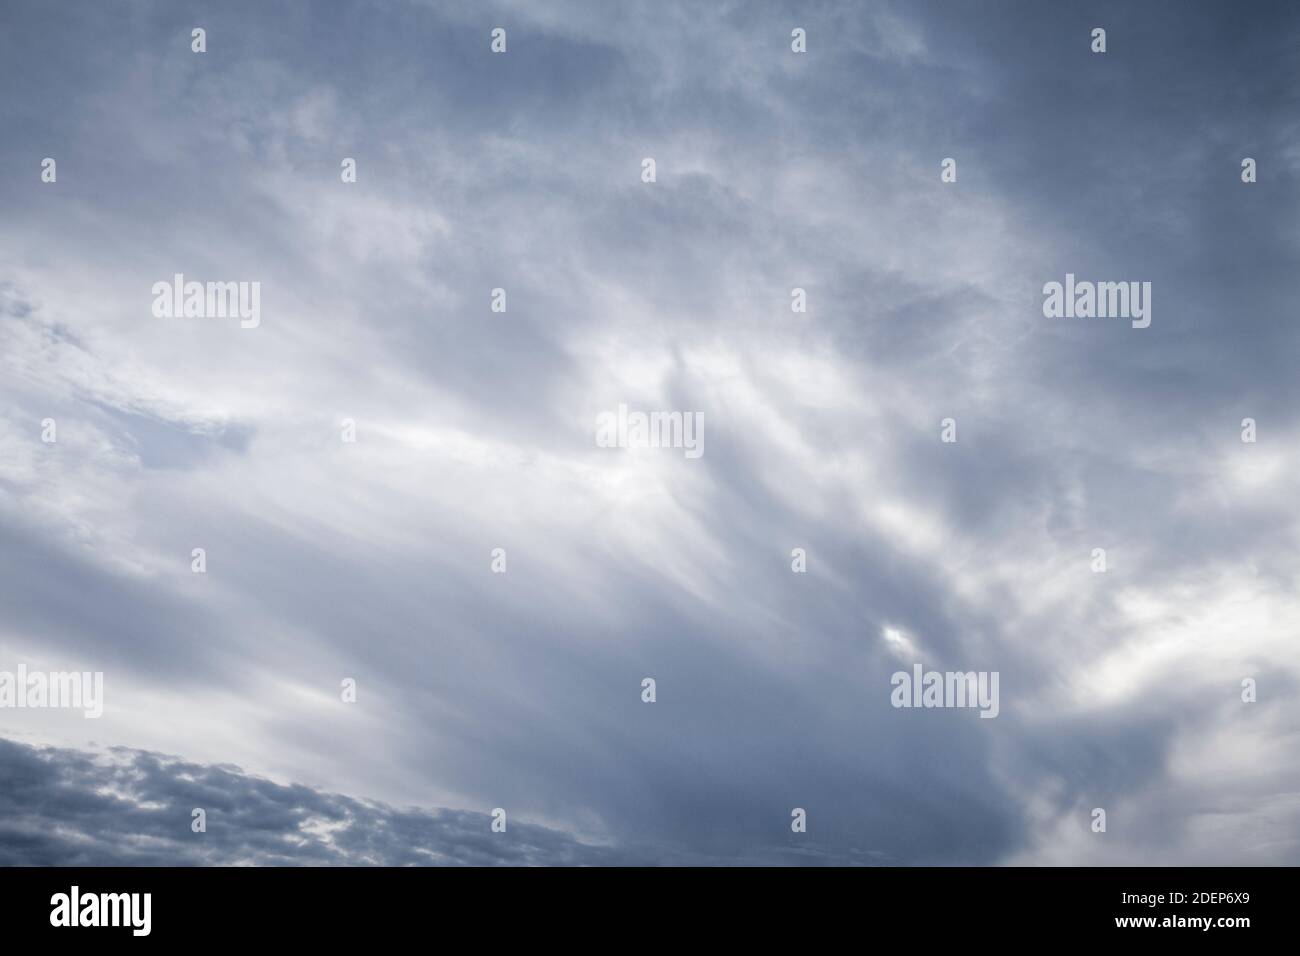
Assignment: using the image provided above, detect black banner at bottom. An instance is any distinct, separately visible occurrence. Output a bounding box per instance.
[0,866,1289,942]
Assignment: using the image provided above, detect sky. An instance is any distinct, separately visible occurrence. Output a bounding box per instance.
[1,0,1298,866]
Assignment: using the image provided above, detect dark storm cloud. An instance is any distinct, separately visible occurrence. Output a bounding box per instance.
[0,736,637,866]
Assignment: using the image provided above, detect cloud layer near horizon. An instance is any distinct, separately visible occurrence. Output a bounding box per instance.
[1,0,1298,865]
[0,736,636,865]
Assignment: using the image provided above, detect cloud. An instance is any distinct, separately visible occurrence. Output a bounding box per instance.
[0,736,897,865]
[0,0,1297,865]
[0,736,638,866]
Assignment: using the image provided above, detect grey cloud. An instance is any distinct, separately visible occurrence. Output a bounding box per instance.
[0,0,1297,867]
[0,736,635,865]
[0,736,891,865]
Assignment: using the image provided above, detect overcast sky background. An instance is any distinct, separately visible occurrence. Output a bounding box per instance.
[1,0,1298,865]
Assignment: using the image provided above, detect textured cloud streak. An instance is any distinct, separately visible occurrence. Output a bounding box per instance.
[0,737,633,866]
